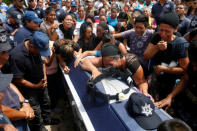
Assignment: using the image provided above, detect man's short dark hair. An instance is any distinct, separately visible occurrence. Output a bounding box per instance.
[134,15,148,27]
[157,119,192,131]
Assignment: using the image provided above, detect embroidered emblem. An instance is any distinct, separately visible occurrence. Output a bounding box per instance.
[0,35,7,42]
[141,103,153,116]
[17,14,22,20]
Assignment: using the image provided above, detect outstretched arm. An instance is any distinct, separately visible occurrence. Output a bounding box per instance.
[155,73,189,110]
[57,54,70,73]
[81,57,102,78]
[113,33,123,39]
[118,42,127,54]
[74,51,96,68]
[132,65,153,101]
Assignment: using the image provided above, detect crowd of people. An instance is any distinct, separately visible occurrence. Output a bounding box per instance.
[0,0,196,130]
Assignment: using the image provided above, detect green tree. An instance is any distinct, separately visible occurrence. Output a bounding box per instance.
[4,0,12,6]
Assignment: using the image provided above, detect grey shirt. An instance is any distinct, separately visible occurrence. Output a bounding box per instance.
[121,29,154,68]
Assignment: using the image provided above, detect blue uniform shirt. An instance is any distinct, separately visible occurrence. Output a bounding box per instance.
[7,5,25,16]
[4,22,19,34]
[2,87,21,110]
[0,113,12,124]
[14,26,34,46]
[178,16,191,36]
[152,0,175,25]
[0,72,21,110]
[9,43,44,85]
[26,6,44,19]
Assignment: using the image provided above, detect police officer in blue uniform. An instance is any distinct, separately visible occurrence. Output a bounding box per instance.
[10,31,59,131]
[50,0,65,22]
[7,0,25,16]
[4,11,22,35]
[0,27,34,131]
[14,11,43,46]
[26,0,45,19]
[0,75,18,131]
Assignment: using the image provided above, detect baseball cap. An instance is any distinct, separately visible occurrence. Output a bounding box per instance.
[101,44,121,57]
[32,31,50,56]
[50,0,58,4]
[127,93,162,130]
[0,28,11,53]
[24,11,43,23]
[0,74,13,92]
[71,1,77,7]
[7,10,23,24]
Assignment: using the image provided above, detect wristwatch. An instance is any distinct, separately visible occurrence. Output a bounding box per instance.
[20,99,29,105]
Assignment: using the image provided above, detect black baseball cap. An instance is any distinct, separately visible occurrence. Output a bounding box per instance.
[7,10,23,24]
[0,74,13,92]
[0,28,11,53]
[101,44,121,57]
[127,93,162,130]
